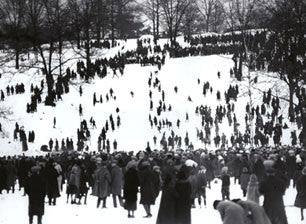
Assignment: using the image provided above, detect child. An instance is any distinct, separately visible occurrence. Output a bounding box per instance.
[220,166,230,200]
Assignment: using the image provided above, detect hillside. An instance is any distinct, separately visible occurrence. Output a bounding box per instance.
[0,36,299,156]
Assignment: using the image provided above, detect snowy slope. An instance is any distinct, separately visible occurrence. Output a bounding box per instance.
[0,36,298,156]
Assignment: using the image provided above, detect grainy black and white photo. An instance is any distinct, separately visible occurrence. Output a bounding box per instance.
[0,0,305,223]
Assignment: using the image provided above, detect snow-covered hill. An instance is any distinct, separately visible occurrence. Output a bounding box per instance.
[0,36,299,156]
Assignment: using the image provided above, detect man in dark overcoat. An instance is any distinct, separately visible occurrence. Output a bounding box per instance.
[25,166,46,224]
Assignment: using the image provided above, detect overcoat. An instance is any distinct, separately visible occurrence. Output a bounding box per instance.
[92,166,111,198]
[237,200,271,224]
[25,173,46,216]
[110,165,123,195]
[259,174,288,224]
[294,174,306,208]
[216,200,246,224]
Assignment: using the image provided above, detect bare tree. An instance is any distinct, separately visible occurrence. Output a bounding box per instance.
[196,0,214,32]
[143,0,161,39]
[160,0,193,46]
[0,0,27,69]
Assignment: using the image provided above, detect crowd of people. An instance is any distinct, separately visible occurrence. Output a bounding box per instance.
[0,145,306,224]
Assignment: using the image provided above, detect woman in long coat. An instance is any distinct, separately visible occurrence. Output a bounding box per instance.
[175,165,192,224]
[294,167,306,220]
[25,166,46,224]
[123,161,139,218]
[92,160,111,208]
[156,168,178,224]
[110,160,123,208]
[259,168,288,224]
[44,160,60,205]
[138,160,156,217]
[5,159,17,193]
[247,174,260,203]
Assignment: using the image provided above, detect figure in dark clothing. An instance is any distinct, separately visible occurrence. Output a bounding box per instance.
[25,166,46,224]
[259,168,288,224]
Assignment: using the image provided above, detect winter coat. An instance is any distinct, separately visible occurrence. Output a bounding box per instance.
[196,170,207,191]
[247,175,260,204]
[123,167,139,203]
[67,165,81,191]
[25,173,46,216]
[92,166,111,198]
[286,156,296,179]
[110,165,123,195]
[0,163,7,191]
[5,162,17,189]
[216,200,247,224]
[240,172,250,190]
[237,200,271,224]
[294,174,306,208]
[156,184,178,224]
[44,165,60,198]
[138,165,156,205]
[259,174,288,224]
[203,158,214,181]
[188,174,198,199]
[175,179,192,224]
[54,163,62,193]
[253,159,265,182]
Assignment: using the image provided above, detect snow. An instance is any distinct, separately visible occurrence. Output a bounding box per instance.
[0,37,299,155]
[0,35,302,223]
[0,178,303,224]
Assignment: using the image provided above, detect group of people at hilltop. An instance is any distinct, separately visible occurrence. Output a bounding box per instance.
[0,145,306,224]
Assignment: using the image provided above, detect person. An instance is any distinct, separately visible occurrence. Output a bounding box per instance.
[221,166,230,200]
[240,167,250,197]
[259,168,288,224]
[66,161,81,204]
[294,166,306,220]
[196,165,207,207]
[25,166,46,224]
[92,158,111,208]
[175,165,192,224]
[213,200,246,224]
[110,159,123,208]
[156,163,178,224]
[138,160,156,217]
[232,199,271,224]
[44,159,60,206]
[123,160,139,218]
[247,174,260,204]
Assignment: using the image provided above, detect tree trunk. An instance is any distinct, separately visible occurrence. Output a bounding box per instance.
[15,47,19,69]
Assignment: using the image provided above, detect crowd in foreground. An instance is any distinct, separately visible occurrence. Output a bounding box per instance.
[0,145,306,224]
